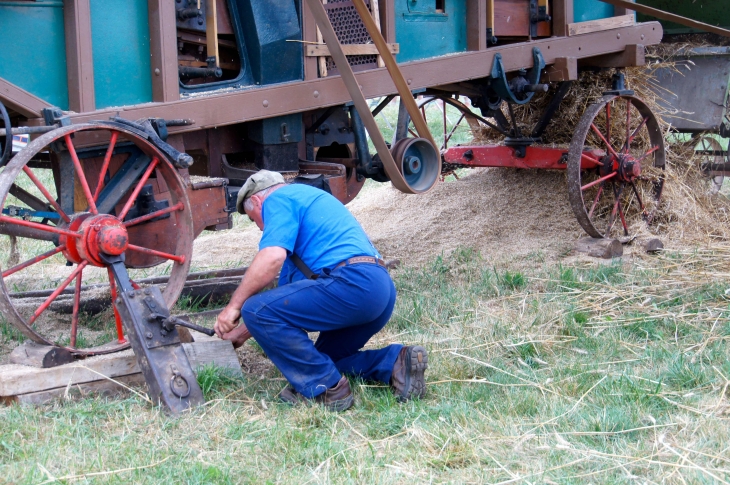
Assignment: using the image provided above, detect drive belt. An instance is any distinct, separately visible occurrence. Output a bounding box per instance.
[304,0,441,194]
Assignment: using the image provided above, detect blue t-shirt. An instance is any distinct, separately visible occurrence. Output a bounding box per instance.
[259,184,378,285]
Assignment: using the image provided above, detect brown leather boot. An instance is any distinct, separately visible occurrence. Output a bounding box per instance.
[279,376,354,412]
[391,345,428,402]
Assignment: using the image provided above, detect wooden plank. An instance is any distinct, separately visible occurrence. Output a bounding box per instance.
[0,350,139,396]
[569,14,634,36]
[305,44,400,57]
[302,0,319,80]
[0,340,241,400]
[598,0,730,38]
[3,373,147,405]
[0,77,49,118]
[580,44,645,68]
[543,57,578,82]
[63,0,95,112]
[206,0,220,67]
[369,0,384,67]
[467,0,486,51]
[148,0,180,103]
[494,0,530,37]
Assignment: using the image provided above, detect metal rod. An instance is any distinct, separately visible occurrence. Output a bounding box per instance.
[0,126,58,137]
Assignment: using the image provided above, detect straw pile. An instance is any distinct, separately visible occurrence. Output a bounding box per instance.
[472,40,730,245]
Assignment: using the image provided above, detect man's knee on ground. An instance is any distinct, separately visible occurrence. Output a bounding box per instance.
[240,298,261,333]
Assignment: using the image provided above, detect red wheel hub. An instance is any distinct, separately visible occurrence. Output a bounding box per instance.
[60,214,129,267]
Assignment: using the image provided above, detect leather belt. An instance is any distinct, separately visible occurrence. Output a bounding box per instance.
[336,256,386,269]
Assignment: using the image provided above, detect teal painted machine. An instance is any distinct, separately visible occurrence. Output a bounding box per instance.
[394,0,467,63]
[573,0,614,23]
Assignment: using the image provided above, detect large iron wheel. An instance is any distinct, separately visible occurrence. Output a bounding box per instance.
[567,95,666,239]
[0,122,193,355]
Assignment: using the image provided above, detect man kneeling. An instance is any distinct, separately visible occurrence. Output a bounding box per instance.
[214,170,427,411]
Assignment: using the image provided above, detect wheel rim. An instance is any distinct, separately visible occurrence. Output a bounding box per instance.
[0,123,193,355]
[567,95,666,239]
[405,96,484,151]
[696,136,725,195]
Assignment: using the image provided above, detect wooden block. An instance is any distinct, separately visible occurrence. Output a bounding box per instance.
[574,237,623,259]
[543,57,578,82]
[0,340,239,398]
[568,14,634,36]
[0,350,139,396]
[9,342,75,368]
[305,43,399,57]
[580,44,645,68]
[183,340,243,378]
[644,238,664,253]
[2,373,147,405]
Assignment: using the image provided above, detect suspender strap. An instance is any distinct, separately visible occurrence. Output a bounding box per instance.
[289,253,318,280]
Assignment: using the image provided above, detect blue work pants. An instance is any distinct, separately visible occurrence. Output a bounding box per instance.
[241,263,401,398]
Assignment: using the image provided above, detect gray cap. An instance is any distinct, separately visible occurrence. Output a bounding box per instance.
[235,170,286,214]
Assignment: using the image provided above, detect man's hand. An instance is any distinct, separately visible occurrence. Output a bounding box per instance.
[223,324,252,349]
[214,305,242,338]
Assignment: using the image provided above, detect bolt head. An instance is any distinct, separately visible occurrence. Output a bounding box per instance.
[145,332,153,339]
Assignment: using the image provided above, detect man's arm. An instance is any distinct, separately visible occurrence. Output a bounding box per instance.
[214,246,287,338]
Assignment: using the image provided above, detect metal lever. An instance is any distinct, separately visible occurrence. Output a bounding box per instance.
[149,313,216,337]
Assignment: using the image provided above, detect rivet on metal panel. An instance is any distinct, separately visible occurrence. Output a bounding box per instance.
[407,79,412,85]
[641,34,645,40]
[155,68,161,76]
[263,100,269,107]
[128,291,135,298]
[617,34,621,39]
[314,91,320,98]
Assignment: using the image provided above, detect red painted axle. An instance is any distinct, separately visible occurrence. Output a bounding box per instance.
[442,145,604,170]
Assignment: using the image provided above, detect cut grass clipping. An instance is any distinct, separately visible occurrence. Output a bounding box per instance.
[1,248,729,483]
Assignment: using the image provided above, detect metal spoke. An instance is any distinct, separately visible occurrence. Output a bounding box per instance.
[625,116,649,149]
[630,181,647,214]
[127,243,186,264]
[590,123,619,158]
[581,171,617,191]
[93,131,119,202]
[28,261,87,325]
[588,183,605,219]
[581,152,604,167]
[107,267,126,343]
[2,245,66,278]
[605,102,611,147]
[0,215,80,239]
[635,146,659,164]
[117,157,160,220]
[70,268,83,347]
[444,113,466,148]
[21,166,71,223]
[625,98,631,153]
[123,201,184,228]
[64,134,98,215]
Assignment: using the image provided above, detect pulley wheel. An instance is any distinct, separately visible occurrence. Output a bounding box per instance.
[0,122,193,355]
[567,95,665,239]
[390,137,440,193]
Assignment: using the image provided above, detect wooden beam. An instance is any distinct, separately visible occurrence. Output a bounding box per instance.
[598,0,730,38]
[580,44,645,68]
[613,0,634,17]
[302,0,319,80]
[63,0,95,112]
[0,77,49,118]
[305,44,399,56]
[551,0,572,37]
[467,0,487,51]
[206,0,219,67]
[148,0,180,103]
[569,14,634,36]
[542,57,578,82]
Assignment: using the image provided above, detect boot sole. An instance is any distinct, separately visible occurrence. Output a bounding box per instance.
[399,345,428,402]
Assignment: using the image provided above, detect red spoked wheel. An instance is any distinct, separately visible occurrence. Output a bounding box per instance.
[406,96,486,151]
[567,95,666,239]
[0,122,193,355]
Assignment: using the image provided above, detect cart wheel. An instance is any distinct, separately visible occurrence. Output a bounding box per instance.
[567,95,666,239]
[400,96,486,152]
[0,123,193,355]
[0,100,11,168]
[695,135,725,195]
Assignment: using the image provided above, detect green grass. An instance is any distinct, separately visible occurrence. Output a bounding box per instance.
[1,248,729,483]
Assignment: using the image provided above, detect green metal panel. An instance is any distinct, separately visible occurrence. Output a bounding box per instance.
[395,0,467,63]
[90,0,152,108]
[0,1,69,110]
[638,0,730,34]
[573,0,614,22]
